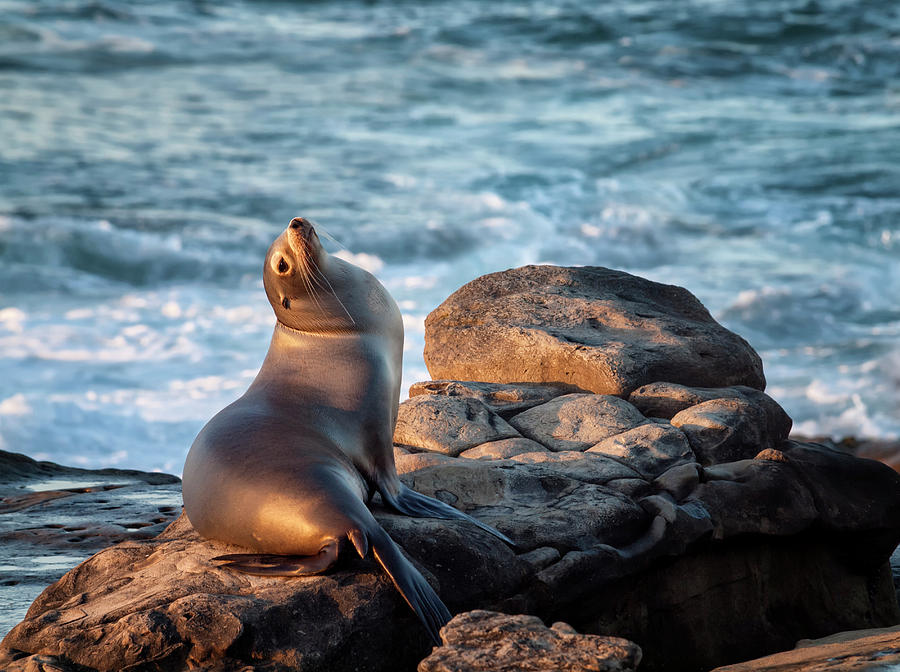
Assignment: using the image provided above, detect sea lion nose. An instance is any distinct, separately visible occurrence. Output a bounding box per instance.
[290,217,306,230]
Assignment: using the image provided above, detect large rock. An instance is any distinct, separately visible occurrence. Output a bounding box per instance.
[3,435,900,672]
[508,394,647,452]
[424,266,766,396]
[418,610,642,672]
[0,450,182,640]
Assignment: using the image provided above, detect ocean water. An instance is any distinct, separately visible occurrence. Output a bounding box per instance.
[0,0,898,474]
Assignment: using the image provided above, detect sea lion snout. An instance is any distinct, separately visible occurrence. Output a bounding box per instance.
[286,218,317,250]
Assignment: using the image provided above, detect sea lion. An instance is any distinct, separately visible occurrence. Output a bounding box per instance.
[182,217,512,644]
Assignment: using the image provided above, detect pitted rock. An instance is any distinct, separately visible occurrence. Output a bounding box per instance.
[394,395,520,456]
[424,265,766,396]
[629,382,792,440]
[671,398,779,465]
[418,610,642,672]
[508,394,647,452]
[588,423,695,479]
[409,380,579,418]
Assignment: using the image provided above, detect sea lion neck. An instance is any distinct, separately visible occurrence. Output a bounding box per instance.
[256,321,366,377]
[271,319,360,342]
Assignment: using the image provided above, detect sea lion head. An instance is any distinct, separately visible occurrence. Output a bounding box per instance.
[263,217,355,332]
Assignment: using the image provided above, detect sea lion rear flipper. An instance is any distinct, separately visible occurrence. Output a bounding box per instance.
[211,541,338,576]
[357,524,451,646]
[382,484,516,548]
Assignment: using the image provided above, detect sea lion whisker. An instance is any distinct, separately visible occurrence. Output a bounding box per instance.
[305,218,349,252]
[299,243,351,323]
[312,264,356,325]
[295,248,328,315]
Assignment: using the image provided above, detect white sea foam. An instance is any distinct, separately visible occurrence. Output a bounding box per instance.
[401,276,438,290]
[0,394,31,416]
[0,308,26,333]
[161,301,182,319]
[401,313,426,335]
[334,250,385,274]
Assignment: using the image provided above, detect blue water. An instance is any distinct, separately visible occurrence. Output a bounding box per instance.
[0,0,898,473]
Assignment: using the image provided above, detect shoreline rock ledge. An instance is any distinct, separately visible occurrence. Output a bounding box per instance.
[3,265,900,672]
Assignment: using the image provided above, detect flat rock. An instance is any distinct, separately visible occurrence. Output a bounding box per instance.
[671,398,782,465]
[0,450,182,640]
[506,451,643,485]
[629,382,792,438]
[394,395,520,456]
[418,610,642,672]
[711,625,900,671]
[393,446,458,474]
[409,380,579,418]
[398,459,649,553]
[459,438,548,460]
[423,265,766,396]
[587,423,695,479]
[509,394,647,452]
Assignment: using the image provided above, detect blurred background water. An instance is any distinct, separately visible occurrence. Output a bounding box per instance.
[0,0,898,474]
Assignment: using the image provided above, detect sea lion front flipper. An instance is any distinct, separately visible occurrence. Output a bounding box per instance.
[381,484,516,548]
[357,523,451,646]
[211,541,339,576]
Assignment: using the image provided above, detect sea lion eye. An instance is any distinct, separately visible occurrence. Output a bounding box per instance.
[282,297,291,309]
[278,258,288,273]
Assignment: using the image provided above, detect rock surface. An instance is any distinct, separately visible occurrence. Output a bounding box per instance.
[629,383,790,429]
[3,425,899,672]
[458,438,549,460]
[424,265,766,396]
[0,450,182,640]
[409,380,580,418]
[711,625,900,671]
[418,610,642,672]
[395,395,520,456]
[671,397,789,466]
[587,423,694,479]
[792,435,900,474]
[508,394,647,452]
